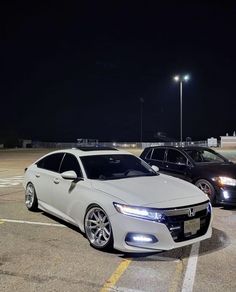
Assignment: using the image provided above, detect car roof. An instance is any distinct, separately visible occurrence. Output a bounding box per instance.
[45,147,131,157]
[182,146,212,151]
[145,145,210,151]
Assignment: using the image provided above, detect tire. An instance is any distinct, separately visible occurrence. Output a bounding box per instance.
[195,179,216,205]
[25,183,38,211]
[84,205,113,251]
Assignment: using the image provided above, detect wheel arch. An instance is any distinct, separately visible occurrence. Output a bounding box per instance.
[83,203,114,250]
[194,178,217,204]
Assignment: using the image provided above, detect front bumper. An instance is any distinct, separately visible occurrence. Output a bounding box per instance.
[110,202,212,253]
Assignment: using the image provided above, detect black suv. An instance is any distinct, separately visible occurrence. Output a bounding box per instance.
[140,146,236,206]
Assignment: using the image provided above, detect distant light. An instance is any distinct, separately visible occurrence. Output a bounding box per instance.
[112,142,116,146]
[174,75,180,82]
[184,75,190,81]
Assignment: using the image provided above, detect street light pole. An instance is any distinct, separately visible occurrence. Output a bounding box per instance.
[139,97,144,144]
[180,80,183,142]
[174,74,190,143]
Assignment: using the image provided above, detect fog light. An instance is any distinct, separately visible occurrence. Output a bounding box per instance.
[133,235,153,242]
[223,191,230,199]
[125,233,158,245]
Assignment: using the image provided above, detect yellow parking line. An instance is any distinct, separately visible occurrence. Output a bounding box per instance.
[168,260,183,292]
[0,220,4,224]
[100,258,132,292]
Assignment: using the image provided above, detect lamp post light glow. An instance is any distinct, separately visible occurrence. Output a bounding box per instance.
[173,74,190,142]
[174,75,180,82]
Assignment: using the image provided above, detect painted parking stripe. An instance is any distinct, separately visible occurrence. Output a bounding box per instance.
[181,242,200,292]
[0,218,66,227]
[100,259,132,292]
[168,260,183,292]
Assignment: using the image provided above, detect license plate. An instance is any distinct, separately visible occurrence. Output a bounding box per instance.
[184,218,200,235]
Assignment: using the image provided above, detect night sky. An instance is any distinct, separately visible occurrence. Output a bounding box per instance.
[1,2,236,143]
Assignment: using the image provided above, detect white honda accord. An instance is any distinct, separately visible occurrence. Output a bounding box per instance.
[23,147,212,253]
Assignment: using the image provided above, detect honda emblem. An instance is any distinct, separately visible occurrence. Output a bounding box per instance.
[188,208,195,217]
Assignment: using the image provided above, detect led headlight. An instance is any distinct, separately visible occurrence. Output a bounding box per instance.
[214,176,236,186]
[113,202,163,222]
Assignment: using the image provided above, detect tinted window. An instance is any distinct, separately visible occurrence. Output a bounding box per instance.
[80,154,157,180]
[60,153,82,177]
[151,148,165,161]
[145,149,152,160]
[37,153,64,172]
[185,149,225,163]
[167,149,187,164]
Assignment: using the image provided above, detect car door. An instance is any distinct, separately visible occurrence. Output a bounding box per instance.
[164,149,190,181]
[51,153,87,223]
[148,148,166,170]
[33,153,64,209]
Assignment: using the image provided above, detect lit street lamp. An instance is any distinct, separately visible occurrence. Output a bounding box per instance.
[173,74,190,142]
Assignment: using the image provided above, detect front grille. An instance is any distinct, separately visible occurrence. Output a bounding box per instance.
[161,202,211,242]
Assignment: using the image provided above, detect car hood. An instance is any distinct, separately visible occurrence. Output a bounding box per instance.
[91,174,208,208]
[196,162,236,177]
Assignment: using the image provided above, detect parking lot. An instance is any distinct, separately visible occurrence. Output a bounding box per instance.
[1,149,236,292]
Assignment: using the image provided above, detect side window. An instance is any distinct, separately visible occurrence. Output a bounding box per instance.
[167,149,187,165]
[37,153,64,172]
[151,148,165,161]
[145,149,153,160]
[60,153,82,177]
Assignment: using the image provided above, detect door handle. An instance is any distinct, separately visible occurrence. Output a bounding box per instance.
[35,173,40,178]
[53,178,60,184]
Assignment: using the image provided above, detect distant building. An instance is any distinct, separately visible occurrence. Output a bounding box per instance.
[77,138,99,146]
[221,136,236,148]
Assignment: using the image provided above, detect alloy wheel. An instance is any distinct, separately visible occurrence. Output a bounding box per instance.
[25,183,35,208]
[85,206,112,248]
[195,179,215,203]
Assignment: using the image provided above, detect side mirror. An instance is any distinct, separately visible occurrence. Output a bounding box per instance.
[61,170,77,180]
[151,165,159,172]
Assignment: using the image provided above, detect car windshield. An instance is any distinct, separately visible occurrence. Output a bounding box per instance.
[184,149,226,164]
[80,154,158,180]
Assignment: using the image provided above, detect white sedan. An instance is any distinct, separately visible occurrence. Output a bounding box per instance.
[23,147,212,253]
